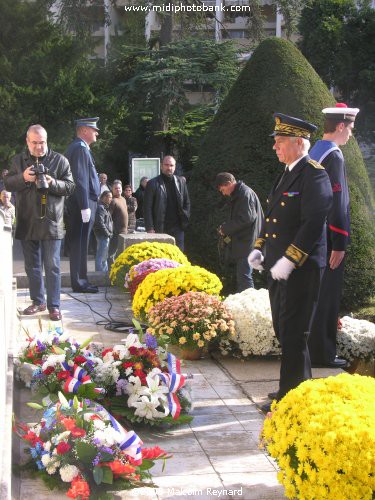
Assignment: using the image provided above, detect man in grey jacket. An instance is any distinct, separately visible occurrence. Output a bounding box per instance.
[144,156,190,251]
[216,172,264,292]
[5,124,74,321]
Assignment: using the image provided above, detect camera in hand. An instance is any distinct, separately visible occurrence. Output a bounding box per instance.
[32,161,49,193]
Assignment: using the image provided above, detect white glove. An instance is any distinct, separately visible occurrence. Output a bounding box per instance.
[81,208,91,223]
[270,256,295,281]
[248,249,264,271]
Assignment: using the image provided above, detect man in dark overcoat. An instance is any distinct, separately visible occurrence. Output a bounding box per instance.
[215,172,264,292]
[65,117,101,293]
[249,113,333,412]
[144,156,190,251]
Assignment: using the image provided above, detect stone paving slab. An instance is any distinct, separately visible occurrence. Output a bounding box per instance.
[12,287,286,499]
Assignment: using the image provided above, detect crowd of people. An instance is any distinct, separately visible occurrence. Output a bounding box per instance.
[3,103,359,410]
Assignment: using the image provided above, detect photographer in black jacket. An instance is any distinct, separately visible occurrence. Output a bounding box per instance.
[5,124,74,321]
[216,172,264,292]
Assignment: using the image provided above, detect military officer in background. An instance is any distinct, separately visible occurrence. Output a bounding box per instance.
[308,104,359,368]
[249,113,333,413]
[65,117,101,293]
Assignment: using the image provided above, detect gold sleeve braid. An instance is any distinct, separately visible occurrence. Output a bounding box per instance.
[285,244,308,267]
[254,237,265,250]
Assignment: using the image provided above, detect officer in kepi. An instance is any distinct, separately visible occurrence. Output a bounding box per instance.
[65,117,101,293]
[248,112,333,413]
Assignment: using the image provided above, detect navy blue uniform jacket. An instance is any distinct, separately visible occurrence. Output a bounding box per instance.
[254,155,333,270]
[65,138,100,209]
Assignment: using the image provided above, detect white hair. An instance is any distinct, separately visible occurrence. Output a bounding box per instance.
[290,136,310,154]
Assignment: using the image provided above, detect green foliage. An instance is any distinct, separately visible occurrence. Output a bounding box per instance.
[298,0,375,142]
[107,36,240,162]
[187,37,375,308]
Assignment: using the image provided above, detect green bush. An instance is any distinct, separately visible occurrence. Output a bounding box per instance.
[187,37,375,309]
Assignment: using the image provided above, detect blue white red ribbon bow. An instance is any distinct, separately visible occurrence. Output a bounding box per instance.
[157,352,186,419]
[61,362,104,395]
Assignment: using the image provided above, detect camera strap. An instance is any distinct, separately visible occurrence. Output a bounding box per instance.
[38,193,47,219]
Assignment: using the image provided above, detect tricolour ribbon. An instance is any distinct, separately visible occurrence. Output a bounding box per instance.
[61,362,104,395]
[157,351,186,419]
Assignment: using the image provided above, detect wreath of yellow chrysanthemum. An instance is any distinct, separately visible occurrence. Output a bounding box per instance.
[261,373,375,500]
[132,265,223,320]
[109,242,189,288]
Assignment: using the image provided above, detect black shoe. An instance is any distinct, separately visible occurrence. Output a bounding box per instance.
[311,357,348,369]
[267,391,279,400]
[72,285,99,293]
[259,402,272,414]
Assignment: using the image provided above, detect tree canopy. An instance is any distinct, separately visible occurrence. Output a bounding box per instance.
[187,37,375,309]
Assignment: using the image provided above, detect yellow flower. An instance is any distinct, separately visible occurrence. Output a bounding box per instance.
[193,333,200,340]
[179,337,187,345]
[197,340,204,348]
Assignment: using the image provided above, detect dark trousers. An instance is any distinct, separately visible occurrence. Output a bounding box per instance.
[236,256,254,292]
[308,257,345,363]
[268,267,322,399]
[165,225,185,251]
[21,239,62,309]
[65,198,96,290]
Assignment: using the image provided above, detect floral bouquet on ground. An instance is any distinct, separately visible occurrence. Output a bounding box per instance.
[16,330,102,401]
[337,316,375,363]
[147,291,235,354]
[132,265,223,321]
[261,374,375,499]
[109,242,189,288]
[125,258,182,297]
[221,288,281,357]
[89,333,193,427]
[14,393,170,499]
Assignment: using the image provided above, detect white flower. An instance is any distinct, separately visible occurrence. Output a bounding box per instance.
[144,374,169,404]
[92,362,120,386]
[52,431,71,444]
[42,353,66,371]
[93,419,106,430]
[112,344,130,360]
[41,454,52,467]
[126,376,148,407]
[121,333,142,349]
[132,396,167,420]
[337,316,375,362]
[16,363,38,388]
[103,351,115,363]
[46,466,57,475]
[93,427,123,447]
[60,464,80,482]
[223,288,280,357]
[44,441,51,452]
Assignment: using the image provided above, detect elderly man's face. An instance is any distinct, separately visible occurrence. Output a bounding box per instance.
[26,130,48,158]
[99,173,107,185]
[161,158,176,177]
[1,191,11,206]
[112,183,122,198]
[273,136,301,165]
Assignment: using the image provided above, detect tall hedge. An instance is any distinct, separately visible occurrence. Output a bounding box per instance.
[187,37,375,310]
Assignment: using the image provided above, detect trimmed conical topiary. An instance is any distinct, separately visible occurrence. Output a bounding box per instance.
[187,37,375,309]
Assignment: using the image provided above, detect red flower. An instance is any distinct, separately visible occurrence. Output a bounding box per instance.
[71,427,86,438]
[66,475,90,500]
[43,366,55,375]
[102,348,113,357]
[57,370,70,380]
[123,362,134,369]
[23,431,43,447]
[73,355,87,364]
[133,361,144,371]
[129,346,139,355]
[142,446,168,460]
[103,460,136,477]
[56,441,71,455]
[61,417,76,431]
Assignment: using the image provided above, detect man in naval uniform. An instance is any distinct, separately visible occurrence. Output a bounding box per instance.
[65,117,101,293]
[248,113,333,413]
[308,103,359,368]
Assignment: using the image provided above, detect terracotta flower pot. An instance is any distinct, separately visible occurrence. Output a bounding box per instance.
[168,344,203,360]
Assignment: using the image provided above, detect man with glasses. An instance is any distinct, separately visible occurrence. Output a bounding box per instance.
[5,124,74,321]
[65,117,101,293]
